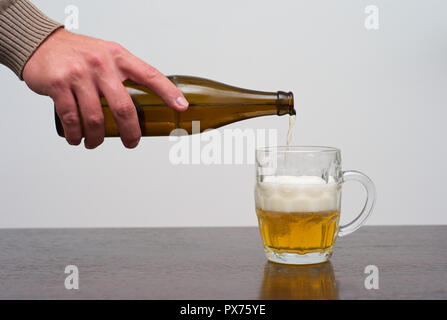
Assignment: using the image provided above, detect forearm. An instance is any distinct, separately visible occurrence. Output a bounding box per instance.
[0,0,63,79]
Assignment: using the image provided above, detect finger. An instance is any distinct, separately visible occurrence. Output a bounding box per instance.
[72,81,105,149]
[96,75,141,148]
[117,52,189,111]
[53,91,82,146]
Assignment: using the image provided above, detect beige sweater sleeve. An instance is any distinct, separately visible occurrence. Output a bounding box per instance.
[0,0,63,79]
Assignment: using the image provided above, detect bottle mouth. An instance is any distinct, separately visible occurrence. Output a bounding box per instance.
[288,91,296,115]
[276,91,296,116]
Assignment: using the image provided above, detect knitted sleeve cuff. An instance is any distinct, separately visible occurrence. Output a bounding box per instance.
[0,0,64,79]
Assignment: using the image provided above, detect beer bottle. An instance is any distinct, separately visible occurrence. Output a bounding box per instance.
[55,75,295,137]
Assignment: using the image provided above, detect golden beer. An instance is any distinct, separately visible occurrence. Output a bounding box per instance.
[256,209,340,255]
[255,175,341,264]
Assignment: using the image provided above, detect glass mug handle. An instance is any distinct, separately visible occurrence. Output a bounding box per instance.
[338,170,376,237]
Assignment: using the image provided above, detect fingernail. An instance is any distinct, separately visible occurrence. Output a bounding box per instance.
[176,96,189,110]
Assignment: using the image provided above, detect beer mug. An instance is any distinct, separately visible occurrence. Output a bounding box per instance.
[255,146,376,265]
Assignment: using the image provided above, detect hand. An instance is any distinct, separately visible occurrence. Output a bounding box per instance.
[23,28,189,149]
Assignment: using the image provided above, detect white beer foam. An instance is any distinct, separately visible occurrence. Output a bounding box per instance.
[255,176,340,213]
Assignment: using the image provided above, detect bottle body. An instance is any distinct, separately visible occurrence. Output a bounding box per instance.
[55,75,295,137]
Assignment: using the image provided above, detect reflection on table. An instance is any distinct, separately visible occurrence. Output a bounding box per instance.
[259,261,338,300]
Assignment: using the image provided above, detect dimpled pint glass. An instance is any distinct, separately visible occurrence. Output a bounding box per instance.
[255,146,376,265]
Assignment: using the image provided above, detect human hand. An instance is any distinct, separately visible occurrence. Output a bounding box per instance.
[23,28,189,149]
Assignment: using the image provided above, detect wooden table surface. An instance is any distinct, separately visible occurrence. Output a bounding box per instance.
[0,226,446,299]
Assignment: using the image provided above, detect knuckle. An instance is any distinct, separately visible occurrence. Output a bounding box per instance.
[143,66,160,81]
[49,75,66,92]
[106,82,121,93]
[68,63,86,81]
[114,102,135,119]
[106,41,124,56]
[60,111,80,126]
[86,52,105,69]
[85,114,104,129]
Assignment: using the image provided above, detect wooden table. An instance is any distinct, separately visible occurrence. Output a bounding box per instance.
[0,226,445,299]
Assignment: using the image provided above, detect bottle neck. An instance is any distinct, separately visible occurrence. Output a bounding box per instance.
[276,91,295,116]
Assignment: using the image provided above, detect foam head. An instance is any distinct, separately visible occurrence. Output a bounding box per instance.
[255,176,340,213]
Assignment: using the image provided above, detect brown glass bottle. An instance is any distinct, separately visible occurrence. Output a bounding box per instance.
[55,75,295,137]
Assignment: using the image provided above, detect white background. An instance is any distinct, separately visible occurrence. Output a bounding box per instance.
[0,0,446,228]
